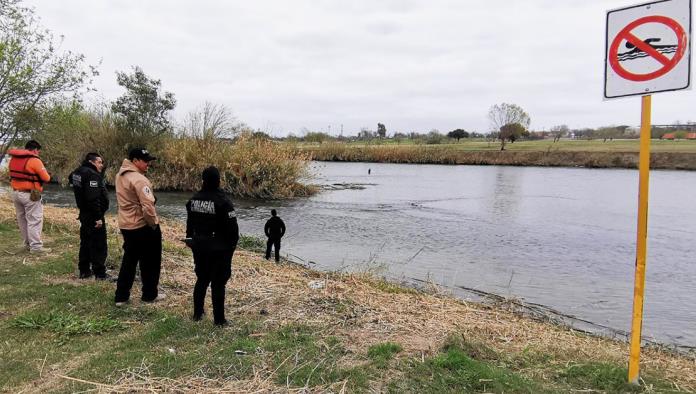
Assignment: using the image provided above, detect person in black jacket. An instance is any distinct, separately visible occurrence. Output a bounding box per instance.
[264,209,285,263]
[185,166,239,326]
[69,153,110,280]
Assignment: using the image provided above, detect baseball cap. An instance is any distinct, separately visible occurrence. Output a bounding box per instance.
[128,147,157,162]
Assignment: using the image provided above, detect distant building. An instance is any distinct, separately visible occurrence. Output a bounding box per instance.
[660,132,696,140]
[528,131,550,140]
[654,123,696,132]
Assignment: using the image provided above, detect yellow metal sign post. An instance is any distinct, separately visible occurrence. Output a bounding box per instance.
[628,94,651,384]
[605,0,691,384]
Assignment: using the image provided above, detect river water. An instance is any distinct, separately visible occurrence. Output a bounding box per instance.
[37,162,696,349]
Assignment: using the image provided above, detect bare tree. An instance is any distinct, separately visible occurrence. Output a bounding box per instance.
[488,103,531,150]
[183,102,241,140]
[358,127,374,140]
[550,125,569,142]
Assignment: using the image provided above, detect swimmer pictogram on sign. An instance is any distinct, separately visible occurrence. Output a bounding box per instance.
[617,37,678,62]
[609,15,687,82]
[604,0,692,99]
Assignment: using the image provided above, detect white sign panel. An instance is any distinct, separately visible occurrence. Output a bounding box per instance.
[604,0,692,99]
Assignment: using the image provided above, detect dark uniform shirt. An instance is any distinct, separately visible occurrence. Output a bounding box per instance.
[69,161,109,223]
[186,189,239,252]
[264,216,286,239]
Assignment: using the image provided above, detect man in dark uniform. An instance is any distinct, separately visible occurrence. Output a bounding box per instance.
[264,209,285,263]
[185,166,239,326]
[69,153,110,280]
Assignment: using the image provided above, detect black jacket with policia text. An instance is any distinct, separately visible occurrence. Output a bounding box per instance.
[69,161,109,223]
[185,189,239,252]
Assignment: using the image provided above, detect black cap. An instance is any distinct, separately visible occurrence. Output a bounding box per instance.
[128,147,157,162]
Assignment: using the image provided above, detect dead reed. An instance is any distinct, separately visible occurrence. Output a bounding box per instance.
[153,134,316,198]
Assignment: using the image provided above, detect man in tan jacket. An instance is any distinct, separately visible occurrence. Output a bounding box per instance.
[114,148,165,306]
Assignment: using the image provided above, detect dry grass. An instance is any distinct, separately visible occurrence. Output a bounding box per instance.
[153,134,316,198]
[302,142,696,170]
[2,196,695,392]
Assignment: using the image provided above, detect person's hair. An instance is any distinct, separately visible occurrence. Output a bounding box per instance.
[271,209,277,216]
[85,152,102,163]
[25,140,41,150]
[202,166,221,191]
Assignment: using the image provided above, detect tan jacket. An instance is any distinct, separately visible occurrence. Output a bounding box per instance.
[115,159,159,230]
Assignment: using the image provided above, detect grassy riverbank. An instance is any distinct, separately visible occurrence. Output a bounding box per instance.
[299,140,696,170]
[1,200,694,392]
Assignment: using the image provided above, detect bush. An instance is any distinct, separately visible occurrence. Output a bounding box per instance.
[29,105,315,199]
[31,103,169,184]
[154,133,315,198]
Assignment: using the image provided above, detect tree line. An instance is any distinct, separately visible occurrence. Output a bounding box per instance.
[284,111,695,150]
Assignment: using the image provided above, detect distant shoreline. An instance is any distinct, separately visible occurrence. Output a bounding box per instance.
[301,144,696,170]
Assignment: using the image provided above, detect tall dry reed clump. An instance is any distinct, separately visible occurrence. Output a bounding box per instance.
[153,134,316,198]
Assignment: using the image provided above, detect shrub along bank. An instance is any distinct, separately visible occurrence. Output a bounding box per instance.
[44,133,316,199]
[14,103,315,199]
[149,135,315,198]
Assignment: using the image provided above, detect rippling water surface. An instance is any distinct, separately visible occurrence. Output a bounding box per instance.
[41,162,696,347]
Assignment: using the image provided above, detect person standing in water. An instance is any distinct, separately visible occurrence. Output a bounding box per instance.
[264,209,285,263]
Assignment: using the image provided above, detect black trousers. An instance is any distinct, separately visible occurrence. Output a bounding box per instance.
[265,237,281,262]
[193,248,233,324]
[78,218,107,277]
[115,225,162,302]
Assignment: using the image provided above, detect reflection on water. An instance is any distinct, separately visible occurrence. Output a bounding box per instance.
[32,162,696,348]
[490,166,521,219]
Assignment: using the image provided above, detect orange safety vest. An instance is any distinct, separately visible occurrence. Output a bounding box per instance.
[8,149,46,192]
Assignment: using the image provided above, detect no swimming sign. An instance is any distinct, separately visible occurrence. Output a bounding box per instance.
[604,0,692,98]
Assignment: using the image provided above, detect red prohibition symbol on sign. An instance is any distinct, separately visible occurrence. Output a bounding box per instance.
[609,15,687,82]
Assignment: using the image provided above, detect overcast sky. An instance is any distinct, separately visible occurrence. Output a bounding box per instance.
[23,0,696,136]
